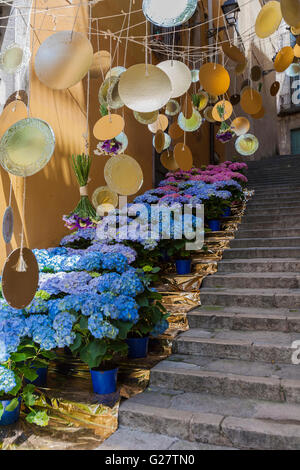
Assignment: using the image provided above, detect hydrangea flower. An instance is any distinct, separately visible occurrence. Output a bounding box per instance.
[88,314,119,339]
[0,366,16,394]
[151,319,169,337]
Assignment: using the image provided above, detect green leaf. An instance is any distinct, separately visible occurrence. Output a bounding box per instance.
[0,403,3,419]
[113,321,133,340]
[22,384,37,407]
[79,317,89,330]
[137,297,149,307]
[5,397,19,412]
[10,352,34,362]
[18,366,38,382]
[9,375,22,396]
[40,350,56,360]
[69,333,82,353]
[79,340,107,369]
[26,410,49,427]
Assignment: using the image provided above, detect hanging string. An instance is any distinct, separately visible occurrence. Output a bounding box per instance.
[145,19,149,75]
[214,0,221,67]
[84,2,92,149]
[123,0,133,68]
[70,0,81,40]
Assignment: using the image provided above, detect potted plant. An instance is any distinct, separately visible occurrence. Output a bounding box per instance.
[205,196,231,232]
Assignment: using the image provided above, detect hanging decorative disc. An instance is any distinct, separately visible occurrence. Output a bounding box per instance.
[241,79,251,91]
[153,132,171,152]
[235,133,259,156]
[196,91,209,111]
[199,63,230,96]
[4,90,28,108]
[182,94,194,119]
[99,77,115,106]
[222,41,246,64]
[208,94,218,104]
[0,118,55,177]
[142,0,198,27]
[134,110,159,124]
[157,60,192,98]
[203,106,216,123]
[240,88,263,115]
[251,65,262,81]
[191,69,199,82]
[160,150,179,171]
[34,31,93,90]
[274,46,294,73]
[174,142,193,171]
[251,106,265,119]
[1,248,39,309]
[169,122,184,140]
[115,132,128,153]
[148,114,169,133]
[2,206,13,244]
[92,186,118,212]
[255,1,282,38]
[230,94,241,106]
[294,44,300,58]
[99,77,123,110]
[104,154,143,196]
[0,100,28,136]
[280,0,300,28]
[178,109,202,132]
[286,63,300,77]
[212,100,233,122]
[105,66,127,79]
[118,64,172,112]
[165,100,181,116]
[270,81,280,96]
[89,51,111,79]
[291,26,300,35]
[235,61,247,75]
[154,129,165,153]
[0,43,31,74]
[93,114,125,141]
[231,117,250,136]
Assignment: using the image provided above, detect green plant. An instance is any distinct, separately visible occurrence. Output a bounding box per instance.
[70,153,97,221]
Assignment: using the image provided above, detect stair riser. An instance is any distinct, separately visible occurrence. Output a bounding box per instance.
[245,209,300,217]
[174,339,294,364]
[202,276,300,289]
[243,216,300,225]
[200,293,300,309]
[240,222,300,230]
[218,261,300,273]
[230,239,300,248]
[223,248,300,259]
[236,230,300,239]
[188,313,300,332]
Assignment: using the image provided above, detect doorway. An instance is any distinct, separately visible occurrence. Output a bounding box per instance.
[291,128,300,155]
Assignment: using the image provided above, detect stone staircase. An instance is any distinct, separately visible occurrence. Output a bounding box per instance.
[101,155,300,450]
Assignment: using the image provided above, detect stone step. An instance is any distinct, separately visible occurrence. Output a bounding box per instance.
[222,247,300,259]
[150,355,300,403]
[240,220,300,230]
[118,389,300,449]
[249,195,300,204]
[173,328,299,363]
[188,305,300,331]
[243,214,300,225]
[236,229,300,239]
[218,258,300,273]
[246,203,300,211]
[245,208,300,217]
[202,272,300,289]
[200,287,300,308]
[230,237,300,248]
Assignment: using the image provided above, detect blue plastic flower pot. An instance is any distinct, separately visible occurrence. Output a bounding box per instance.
[90,368,118,395]
[208,219,221,232]
[25,367,48,387]
[175,259,192,275]
[126,337,149,359]
[0,397,21,426]
[222,207,231,217]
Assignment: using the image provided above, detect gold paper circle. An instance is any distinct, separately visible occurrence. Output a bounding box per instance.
[255,1,282,38]
[165,100,181,116]
[270,81,280,96]
[0,100,28,136]
[280,0,300,28]
[0,118,55,177]
[240,88,263,115]
[203,106,216,123]
[134,110,159,124]
[104,154,143,196]
[222,42,246,63]
[90,51,112,79]
[169,122,184,140]
[251,106,265,119]
[157,60,192,98]
[160,150,179,171]
[2,248,39,309]
[294,44,300,58]
[212,100,233,122]
[251,65,262,81]
[182,94,194,119]
[92,186,118,212]
[197,91,209,111]
[34,31,93,90]
[118,64,172,112]
[174,142,193,171]
[235,61,247,75]
[231,117,250,136]
[148,114,169,133]
[274,46,294,73]
[235,133,259,156]
[154,129,165,153]
[93,114,125,141]
[199,63,230,96]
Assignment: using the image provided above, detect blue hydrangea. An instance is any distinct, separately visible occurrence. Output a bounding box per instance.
[88,314,119,339]
[101,253,129,274]
[0,305,28,362]
[0,366,16,394]
[103,295,139,323]
[26,315,57,351]
[96,273,121,294]
[117,271,144,297]
[25,298,48,314]
[52,312,76,347]
[151,319,169,337]
[60,227,96,246]
[76,252,103,272]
